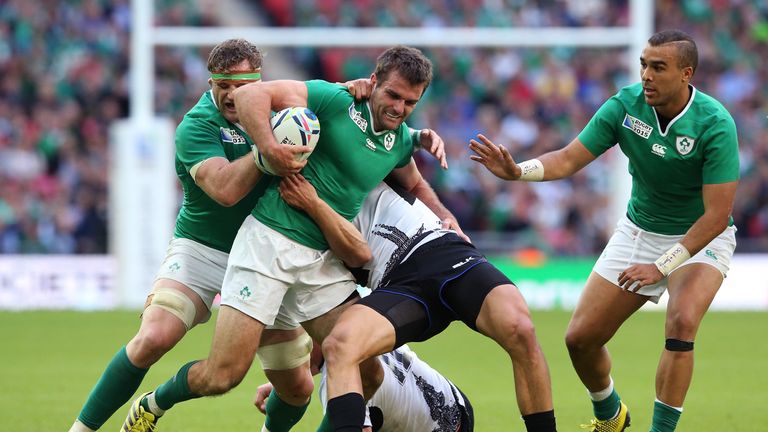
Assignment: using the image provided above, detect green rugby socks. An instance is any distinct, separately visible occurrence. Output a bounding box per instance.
[152,360,201,411]
[589,379,621,420]
[77,346,148,429]
[263,388,310,432]
[650,399,682,431]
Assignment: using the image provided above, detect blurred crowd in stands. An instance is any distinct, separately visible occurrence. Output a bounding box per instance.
[0,0,765,255]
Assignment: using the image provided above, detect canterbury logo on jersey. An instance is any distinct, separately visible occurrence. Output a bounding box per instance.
[622,114,653,139]
[348,104,368,132]
[220,127,247,144]
[651,143,666,157]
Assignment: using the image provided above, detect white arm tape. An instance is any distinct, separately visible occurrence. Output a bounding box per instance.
[409,127,422,148]
[518,158,544,181]
[189,159,209,183]
[654,242,691,276]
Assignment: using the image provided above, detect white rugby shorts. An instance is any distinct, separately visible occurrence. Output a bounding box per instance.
[154,237,229,315]
[593,216,737,303]
[220,215,357,329]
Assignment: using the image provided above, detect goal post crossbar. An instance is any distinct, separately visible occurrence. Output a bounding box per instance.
[151,26,637,48]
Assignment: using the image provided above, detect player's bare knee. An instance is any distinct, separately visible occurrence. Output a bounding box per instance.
[495,316,537,356]
[201,367,247,395]
[128,327,180,366]
[564,326,597,355]
[275,376,314,403]
[322,329,361,367]
[665,310,700,339]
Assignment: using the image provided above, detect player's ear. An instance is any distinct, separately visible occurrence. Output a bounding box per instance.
[207,77,213,88]
[683,66,694,82]
[370,72,377,87]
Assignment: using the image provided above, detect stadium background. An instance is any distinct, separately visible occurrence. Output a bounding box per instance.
[1,0,767,430]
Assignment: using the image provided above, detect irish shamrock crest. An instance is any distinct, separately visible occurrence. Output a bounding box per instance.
[675,136,695,155]
[384,133,395,151]
[239,286,252,300]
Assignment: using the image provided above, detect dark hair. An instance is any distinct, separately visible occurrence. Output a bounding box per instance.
[648,30,698,75]
[207,39,262,73]
[374,45,433,90]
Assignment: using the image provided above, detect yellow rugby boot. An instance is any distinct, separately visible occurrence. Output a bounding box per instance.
[581,401,631,431]
[120,392,159,432]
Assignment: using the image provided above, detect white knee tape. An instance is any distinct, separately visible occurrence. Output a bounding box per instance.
[146,287,198,330]
[256,332,313,370]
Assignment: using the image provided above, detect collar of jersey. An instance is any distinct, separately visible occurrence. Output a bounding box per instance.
[207,90,247,132]
[366,101,396,136]
[651,84,697,137]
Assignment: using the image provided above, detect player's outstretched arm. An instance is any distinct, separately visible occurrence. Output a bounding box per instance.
[279,174,372,268]
[469,133,522,180]
[234,80,312,176]
[469,134,596,181]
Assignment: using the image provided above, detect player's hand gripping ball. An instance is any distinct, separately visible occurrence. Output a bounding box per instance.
[254,107,320,175]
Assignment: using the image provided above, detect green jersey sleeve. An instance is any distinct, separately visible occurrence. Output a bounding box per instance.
[306,80,352,118]
[578,97,622,157]
[176,116,226,174]
[701,116,740,184]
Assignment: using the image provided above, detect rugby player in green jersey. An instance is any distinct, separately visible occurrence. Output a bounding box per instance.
[122,46,461,432]
[68,39,269,432]
[470,30,739,432]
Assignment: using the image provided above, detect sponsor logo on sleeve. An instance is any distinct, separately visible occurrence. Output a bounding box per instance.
[622,114,653,139]
[675,136,695,155]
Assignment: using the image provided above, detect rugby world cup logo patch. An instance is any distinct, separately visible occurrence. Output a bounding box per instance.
[676,136,695,155]
[622,114,653,139]
[348,104,368,132]
[220,127,246,144]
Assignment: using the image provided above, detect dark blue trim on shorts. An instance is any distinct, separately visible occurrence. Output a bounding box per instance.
[374,289,433,333]
[437,260,486,317]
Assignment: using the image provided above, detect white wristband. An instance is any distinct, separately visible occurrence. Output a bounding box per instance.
[654,242,691,276]
[518,158,544,181]
[251,145,267,173]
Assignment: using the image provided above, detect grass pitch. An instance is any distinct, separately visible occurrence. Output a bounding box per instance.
[3,309,766,431]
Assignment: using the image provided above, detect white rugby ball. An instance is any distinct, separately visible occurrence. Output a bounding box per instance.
[254,107,321,175]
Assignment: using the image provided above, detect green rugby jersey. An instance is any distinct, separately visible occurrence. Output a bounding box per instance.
[253,80,416,249]
[174,90,268,252]
[578,83,739,235]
